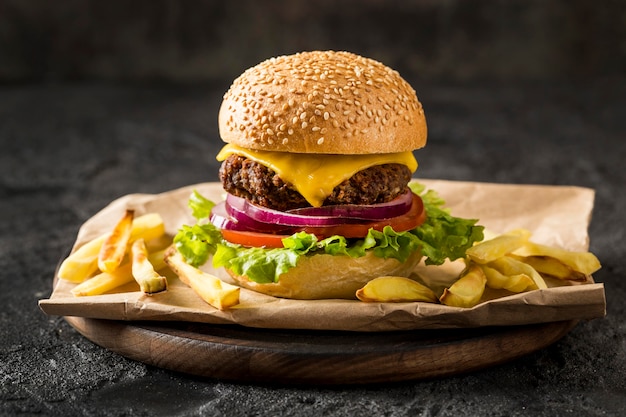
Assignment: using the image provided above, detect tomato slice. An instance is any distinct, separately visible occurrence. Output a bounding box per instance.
[219,194,427,248]
[220,229,290,248]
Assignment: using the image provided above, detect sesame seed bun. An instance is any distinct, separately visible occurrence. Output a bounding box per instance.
[218,51,427,154]
[225,250,423,300]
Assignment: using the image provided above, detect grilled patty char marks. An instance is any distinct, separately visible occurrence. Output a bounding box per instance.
[219,155,412,211]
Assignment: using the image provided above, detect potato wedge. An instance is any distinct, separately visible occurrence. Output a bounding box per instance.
[131,238,168,294]
[513,242,601,275]
[356,276,438,303]
[165,249,240,310]
[479,264,537,292]
[510,254,587,281]
[439,264,487,308]
[487,256,547,289]
[466,229,531,264]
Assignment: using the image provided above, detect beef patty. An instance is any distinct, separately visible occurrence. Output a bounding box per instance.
[219,155,412,211]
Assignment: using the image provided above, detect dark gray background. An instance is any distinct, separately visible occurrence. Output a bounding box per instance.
[1,0,625,415]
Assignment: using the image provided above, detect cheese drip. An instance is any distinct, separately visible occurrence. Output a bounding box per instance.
[216,144,418,207]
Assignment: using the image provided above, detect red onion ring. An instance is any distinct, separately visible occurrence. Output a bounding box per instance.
[287,190,414,220]
[225,194,367,227]
[210,201,292,232]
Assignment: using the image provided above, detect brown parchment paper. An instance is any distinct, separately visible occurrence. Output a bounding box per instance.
[39,180,606,331]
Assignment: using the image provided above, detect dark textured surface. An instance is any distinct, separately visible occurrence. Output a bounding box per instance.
[1,0,625,84]
[1,76,625,415]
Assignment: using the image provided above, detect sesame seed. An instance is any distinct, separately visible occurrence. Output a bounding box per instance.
[301,121,308,129]
[317,137,324,145]
[323,112,330,120]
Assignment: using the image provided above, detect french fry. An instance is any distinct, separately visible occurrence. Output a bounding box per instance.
[165,249,240,310]
[487,256,547,289]
[466,229,531,264]
[71,263,133,297]
[356,276,438,303]
[98,210,134,273]
[57,234,109,283]
[58,213,166,283]
[510,255,587,281]
[71,249,168,297]
[513,242,601,275]
[131,239,167,294]
[479,264,537,292]
[439,264,487,308]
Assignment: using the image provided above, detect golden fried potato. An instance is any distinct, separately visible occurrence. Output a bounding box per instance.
[466,229,531,264]
[513,242,601,275]
[439,264,487,308]
[131,238,168,294]
[98,210,134,273]
[356,276,438,303]
[164,249,240,310]
[58,212,166,283]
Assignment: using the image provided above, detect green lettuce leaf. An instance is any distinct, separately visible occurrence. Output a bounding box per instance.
[409,182,484,265]
[173,183,484,283]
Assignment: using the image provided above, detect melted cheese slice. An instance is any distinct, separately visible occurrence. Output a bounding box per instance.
[216,144,418,207]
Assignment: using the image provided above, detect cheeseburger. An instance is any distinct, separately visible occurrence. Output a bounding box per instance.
[173,51,483,299]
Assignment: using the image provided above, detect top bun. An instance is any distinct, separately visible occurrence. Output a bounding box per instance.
[218,51,427,154]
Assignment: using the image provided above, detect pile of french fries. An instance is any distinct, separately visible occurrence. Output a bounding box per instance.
[357,229,601,308]
[58,209,240,310]
[58,210,169,296]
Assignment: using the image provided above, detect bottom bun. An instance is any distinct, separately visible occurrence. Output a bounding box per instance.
[225,250,423,300]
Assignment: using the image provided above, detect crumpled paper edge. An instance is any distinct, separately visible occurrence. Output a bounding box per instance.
[39,180,606,332]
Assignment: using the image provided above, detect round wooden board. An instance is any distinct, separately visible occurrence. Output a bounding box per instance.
[64,316,577,385]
